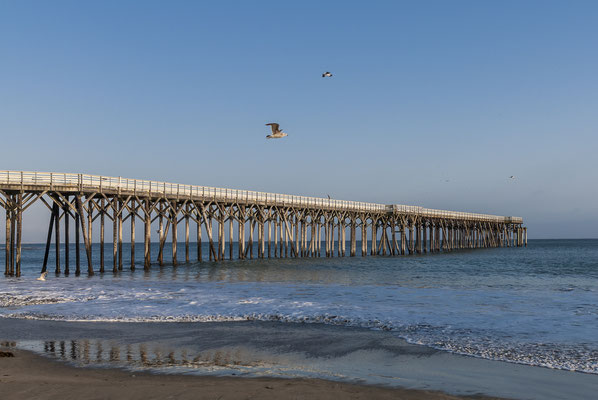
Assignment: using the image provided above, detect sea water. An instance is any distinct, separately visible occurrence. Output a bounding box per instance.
[1,240,597,393]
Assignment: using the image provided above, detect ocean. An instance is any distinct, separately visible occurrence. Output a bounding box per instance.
[1,239,597,399]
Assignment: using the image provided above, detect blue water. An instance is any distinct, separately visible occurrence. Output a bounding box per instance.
[1,240,597,374]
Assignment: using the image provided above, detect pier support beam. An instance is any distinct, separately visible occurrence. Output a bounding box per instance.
[197,214,202,261]
[15,194,22,277]
[5,205,11,276]
[130,202,135,270]
[186,204,191,263]
[54,201,60,274]
[75,195,93,276]
[118,200,123,271]
[350,221,356,257]
[144,200,151,270]
[41,204,55,274]
[172,203,178,266]
[75,211,80,275]
[112,202,118,272]
[228,212,233,260]
[100,199,105,273]
[64,201,69,275]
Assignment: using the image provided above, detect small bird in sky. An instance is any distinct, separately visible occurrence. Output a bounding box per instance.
[322,71,333,78]
[265,123,288,139]
[36,272,47,281]
[509,176,515,179]
[327,194,331,199]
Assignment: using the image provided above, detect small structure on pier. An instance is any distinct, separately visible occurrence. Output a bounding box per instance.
[1,171,526,277]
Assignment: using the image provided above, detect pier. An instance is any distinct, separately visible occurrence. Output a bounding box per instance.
[1,171,526,277]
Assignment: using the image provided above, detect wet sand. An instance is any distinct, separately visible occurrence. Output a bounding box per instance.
[0,348,501,400]
[1,319,597,399]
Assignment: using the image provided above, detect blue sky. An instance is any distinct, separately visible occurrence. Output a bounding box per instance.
[1,0,597,239]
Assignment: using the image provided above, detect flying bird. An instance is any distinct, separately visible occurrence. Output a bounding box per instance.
[265,123,288,139]
[37,272,48,281]
[509,176,515,179]
[327,194,331,199]
[322,72,333,78]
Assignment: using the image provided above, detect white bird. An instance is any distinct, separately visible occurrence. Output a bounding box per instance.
[322,71,333,78]
[265,123,288,139]
[36,272,48,281]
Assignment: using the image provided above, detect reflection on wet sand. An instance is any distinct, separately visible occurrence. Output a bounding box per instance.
[34,339,267,371]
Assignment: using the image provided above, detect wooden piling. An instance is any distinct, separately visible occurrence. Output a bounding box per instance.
[118,200,123,271]
[112,202,118,273]
[267,217,272,258]
[350,220,356,257]
[41,207,55,274]
[64,202,69,275]
[87,201,92,264]
[186,204,190,263]
[75,196,93,276]
[217,213,224,261]
[54,202,60,274]
[172,204,178,266]
[228,212,232,260]
[144,199,151,270]
[371,219,377,256]
[158,207,164,265]
[197,212,202,261]
[4,205,10,276]
[15,194,22,277]
[248,219,254,259]
[274,217,279,257]
[259,218,265,259]
[293,215,301,257]
[75,211,80,274]
[422,222,427,253]
[237,210,244,260]
[130,202,135,270]
[100,199,105,273]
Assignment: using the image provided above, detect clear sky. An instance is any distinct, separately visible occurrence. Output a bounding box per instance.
[1,0,597,239]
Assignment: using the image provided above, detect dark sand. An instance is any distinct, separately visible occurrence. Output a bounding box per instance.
[0,348,503,400]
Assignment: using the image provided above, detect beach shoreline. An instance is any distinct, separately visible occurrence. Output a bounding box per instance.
[1,318,597,400]
[0,347,503,400]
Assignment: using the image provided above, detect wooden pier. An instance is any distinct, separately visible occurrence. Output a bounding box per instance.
[1,171,526,277]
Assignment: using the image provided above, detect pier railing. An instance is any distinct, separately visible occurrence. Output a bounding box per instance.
[0,170,522,223]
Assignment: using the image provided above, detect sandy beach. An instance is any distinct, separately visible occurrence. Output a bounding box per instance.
[0,347,504,400]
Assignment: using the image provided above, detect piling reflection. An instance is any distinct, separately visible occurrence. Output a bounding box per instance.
[32,339,267,371]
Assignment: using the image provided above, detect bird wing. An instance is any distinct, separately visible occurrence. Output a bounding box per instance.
[266,123,279,134]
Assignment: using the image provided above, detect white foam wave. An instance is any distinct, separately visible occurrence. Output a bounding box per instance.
[0,293,80,307]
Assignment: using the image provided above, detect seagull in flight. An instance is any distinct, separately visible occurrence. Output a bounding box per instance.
[327,194,331,199]
[509,176,515,179]
[322,72,333,78]
[36,272,48,281]
[265,123,288,139]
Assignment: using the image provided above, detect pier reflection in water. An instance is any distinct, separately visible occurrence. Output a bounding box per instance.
[33,339,271,373]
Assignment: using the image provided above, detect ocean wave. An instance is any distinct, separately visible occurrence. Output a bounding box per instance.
[0,293,79,307]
